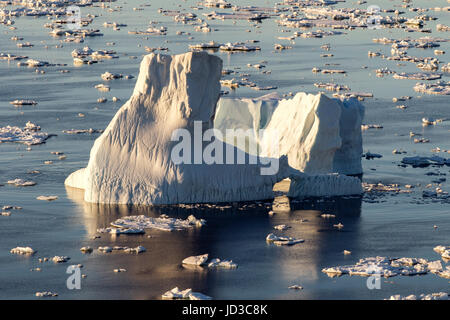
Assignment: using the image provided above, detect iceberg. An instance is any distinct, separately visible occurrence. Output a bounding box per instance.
[214,92,364,175]
[66,52,362,205]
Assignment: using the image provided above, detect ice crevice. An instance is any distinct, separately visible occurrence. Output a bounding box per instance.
[65,51,364,205]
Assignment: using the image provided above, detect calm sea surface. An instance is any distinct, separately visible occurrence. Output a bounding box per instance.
[0,0,449,299]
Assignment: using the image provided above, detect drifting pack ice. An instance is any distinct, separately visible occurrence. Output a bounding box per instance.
[65,52,362,205]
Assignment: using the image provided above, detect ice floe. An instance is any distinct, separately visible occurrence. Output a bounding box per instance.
[323,253,450,279]
[7,179,36,187]
[36,196,58,201]
[388,292,448,300]
[266,233,304,246]
[105,215,205,232]
[35,292,58,297]
[207,258,238,269]
[52,256,70,263]
[182,254,209,266]
[10,247,36,255]
[0,122,53,145]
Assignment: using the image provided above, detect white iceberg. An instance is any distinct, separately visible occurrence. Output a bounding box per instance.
[65,52,362,205]
[214,92,364,175]
[182,254,209,266]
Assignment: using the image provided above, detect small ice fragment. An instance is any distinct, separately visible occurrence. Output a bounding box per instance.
[7,178,36,186]
[98,246,113,253]
[288,285,303,290]
[182,254,209,266]
[266,233,304,246]
[333,223,344,229]
[35,292,58,297]
[207,258,238,269]
[388,292,448,300]
[36,196,58,201]
[162,287,211,300]
[10,247,35,255]
[124,246,146,254]
[52,256,70,263]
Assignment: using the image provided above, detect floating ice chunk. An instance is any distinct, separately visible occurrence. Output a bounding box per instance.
[0,123,51,145]
[322,255,449,279]
[182,254,209,266]
[220,43,261,52]
[10,100,37,106]
[266,233,304,246]
[101,72,123,81]
[393,72,442,80]
[98,245,146,254]
[7,179,36,187]
[35,292,58,297]
[162,287,212,300]
[97,227,145,235]
[124,246,146,254]
[36,196,58,201]
[288,285,303,290]
[108,215,205,232]
[434,246,450,260]
[274,224,290,231]
[80,247,93,254]
[363,152,382,159]
[63,128,103,134]
[414,81,450,95]
[388,292,448,300]
[52,256,70,263]
[207,258,238,269]
[189,292,213,300]
[10,247,35,255]
[162,287,192,299]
